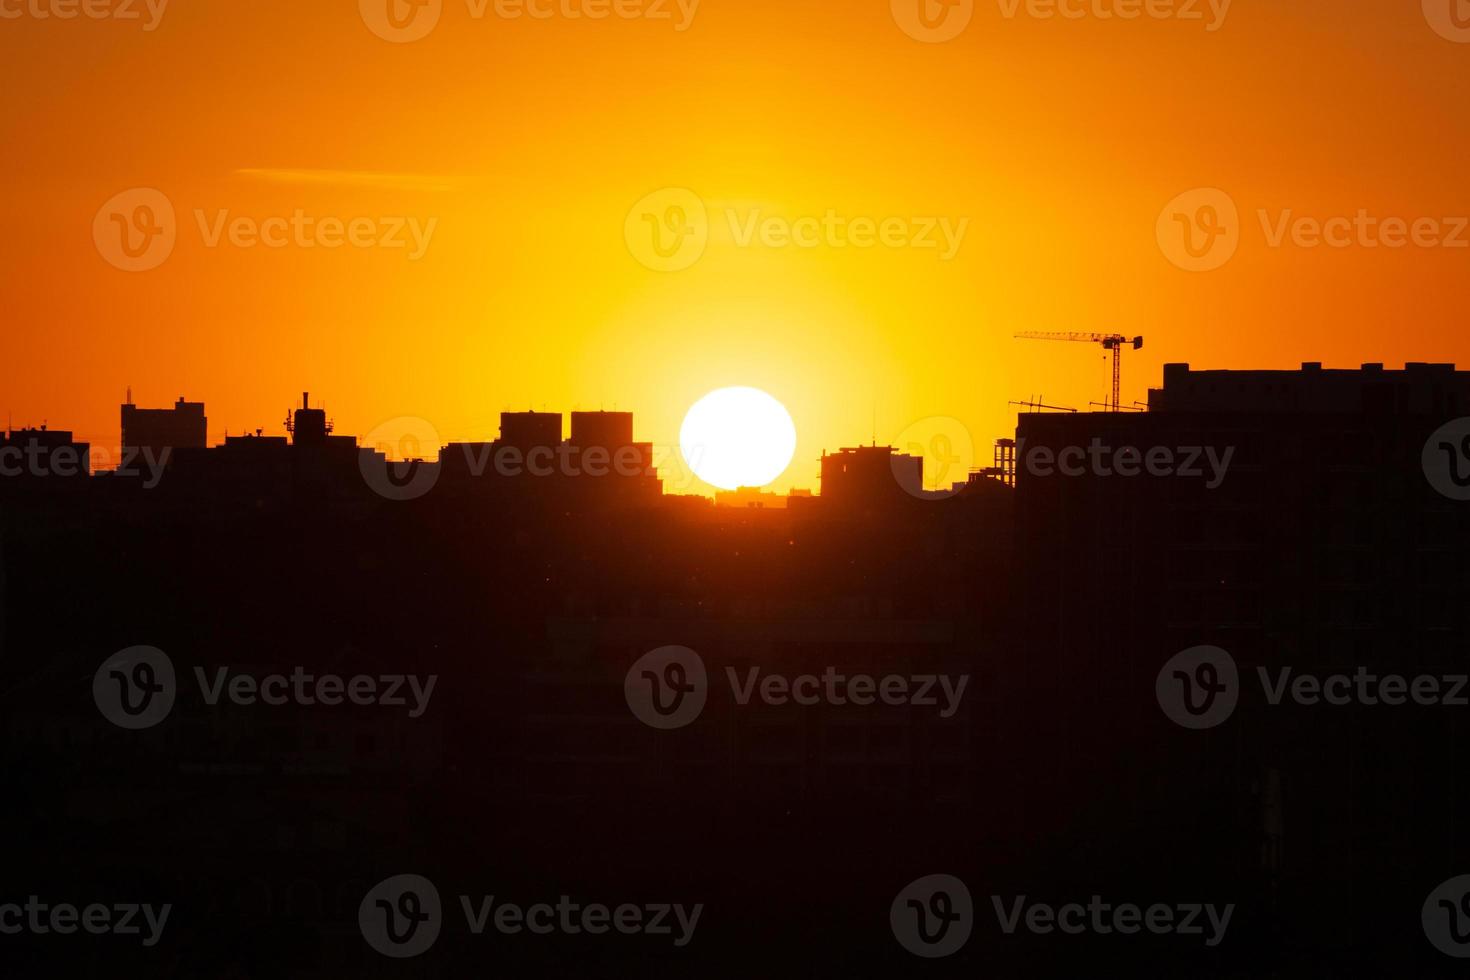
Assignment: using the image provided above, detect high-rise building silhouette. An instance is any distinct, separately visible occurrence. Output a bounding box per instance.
[1007,360,1470,927]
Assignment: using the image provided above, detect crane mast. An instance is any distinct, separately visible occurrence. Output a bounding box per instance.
[1014,332,1145,412]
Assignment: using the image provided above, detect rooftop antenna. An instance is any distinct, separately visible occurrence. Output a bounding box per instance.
[1008,397,1077,414]
[126,385,133,406]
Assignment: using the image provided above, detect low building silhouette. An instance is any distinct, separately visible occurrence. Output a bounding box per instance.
[498,410,562,451]
[0,426,90,489]
[438,408,661,505]
[820,445,923,512]
[121,394,207,458]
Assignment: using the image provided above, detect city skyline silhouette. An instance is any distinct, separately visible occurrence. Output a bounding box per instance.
[10,0,1470,974]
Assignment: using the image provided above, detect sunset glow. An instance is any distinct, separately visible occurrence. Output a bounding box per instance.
[5,3,1470,494]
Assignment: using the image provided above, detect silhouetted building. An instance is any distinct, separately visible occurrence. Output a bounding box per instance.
[569,411,633,448]
[439,409,661,504]
[1009,360,1470,930]
[0,427,90,483]
[499,411,561,450]
[121,394,207,456]
[285,392,355,450]
[1147,360,1470,414]
[820,445,922,510]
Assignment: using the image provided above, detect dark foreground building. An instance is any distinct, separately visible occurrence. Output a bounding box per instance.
[5,368,1470,975]
[1010,361,1470,968]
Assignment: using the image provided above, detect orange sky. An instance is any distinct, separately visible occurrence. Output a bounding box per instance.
[4,0,1470,493]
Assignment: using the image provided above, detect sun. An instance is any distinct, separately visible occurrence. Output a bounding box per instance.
[679,387,797,491]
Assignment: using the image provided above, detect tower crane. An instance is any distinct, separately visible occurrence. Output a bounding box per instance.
[1015,332,1144,412]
